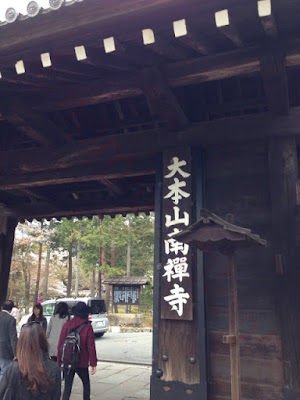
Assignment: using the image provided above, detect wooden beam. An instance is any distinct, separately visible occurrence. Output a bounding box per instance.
[6,47,260,112]
[2,108,300,174]
[140,67,188,130]
[16,196,154,220]
[0,157,155,190]
[3,109,72,147]
[260,45,289,115]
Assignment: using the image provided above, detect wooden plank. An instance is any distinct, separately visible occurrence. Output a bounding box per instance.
[208,331,283,360]
[209,354,284,385]
[207,306,280,335]
[208,380,283,400]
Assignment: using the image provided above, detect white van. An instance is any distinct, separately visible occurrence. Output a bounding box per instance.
[18,297,109,337]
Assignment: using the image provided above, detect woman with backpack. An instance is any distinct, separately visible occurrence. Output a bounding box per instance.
[46,302,70,362]
[57,301,97,400]
[27,303,47,332]
[0,321,61,400]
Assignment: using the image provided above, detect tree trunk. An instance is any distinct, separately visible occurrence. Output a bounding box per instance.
[75,240,81,297]
[66,244,73,297]
[91,270,96,296]
[42,220,53,300]
[34,220,44,306]
[105,282,111,314]
[98,270,102,298]
[23,249,31,313]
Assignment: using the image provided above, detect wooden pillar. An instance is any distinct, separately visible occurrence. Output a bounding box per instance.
[225,253,241,400]
[150,147,207,400]
[0,215,17,305]
[268,136,300,396]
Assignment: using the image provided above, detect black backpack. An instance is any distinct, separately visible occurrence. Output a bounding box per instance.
[60,322,88,371]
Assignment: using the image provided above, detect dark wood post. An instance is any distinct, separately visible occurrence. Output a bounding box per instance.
[150,147,206,400]
[224,252,241,400]
[0,215,17,305]
[268,136,300,395]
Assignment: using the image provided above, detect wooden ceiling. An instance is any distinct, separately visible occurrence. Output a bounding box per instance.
[0,0,300,221]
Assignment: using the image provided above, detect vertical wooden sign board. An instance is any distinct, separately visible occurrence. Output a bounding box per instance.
[161,147,193,320]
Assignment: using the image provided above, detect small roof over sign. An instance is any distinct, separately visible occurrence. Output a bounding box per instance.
[103,276,149,286]
[173,209,267,254]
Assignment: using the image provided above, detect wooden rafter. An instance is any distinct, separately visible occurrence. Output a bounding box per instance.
[177,22,215,55]
[215,10,243,48]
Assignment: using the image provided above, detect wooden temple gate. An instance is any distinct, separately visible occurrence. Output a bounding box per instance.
[0,0,300,399]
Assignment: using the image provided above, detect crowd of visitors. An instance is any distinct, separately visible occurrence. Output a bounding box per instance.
[0,299,97,400]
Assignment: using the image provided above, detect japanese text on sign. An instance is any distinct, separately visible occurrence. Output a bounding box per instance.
[161,149,193,320]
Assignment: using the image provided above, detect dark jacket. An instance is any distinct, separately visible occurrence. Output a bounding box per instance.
[27,316,47,332]
[0,311,18,360]
[57,316,97,368]
[0,355,61,400]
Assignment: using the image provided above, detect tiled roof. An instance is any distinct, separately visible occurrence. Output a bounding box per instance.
[102,277,149,286]
[0,0,79,25]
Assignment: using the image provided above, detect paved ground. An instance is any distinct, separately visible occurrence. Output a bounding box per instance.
[96,332,152,365]
[69,361,151,400]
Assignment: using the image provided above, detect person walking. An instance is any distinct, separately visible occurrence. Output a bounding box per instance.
[10,303,20,323]
[46,302,70,362]
[27,303,47,332]
[0,321,61,400]
[0,300,18,382]
[57,302,97,400]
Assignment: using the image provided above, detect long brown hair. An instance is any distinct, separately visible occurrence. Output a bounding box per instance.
[28,303,44,322]
[17,322,51,392]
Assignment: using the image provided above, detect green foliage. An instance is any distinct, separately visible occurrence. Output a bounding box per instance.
[140,284,153,314]
[10,213,155,306]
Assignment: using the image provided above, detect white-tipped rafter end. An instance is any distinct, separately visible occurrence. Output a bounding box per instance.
[258,0,272,17]
[41,52,52,67]
[215,9,230,28]
[142,29,155,45]
[103,37,116,53]
[173,19,187,38]
[15,60,25,75]
[75,45,87,61]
